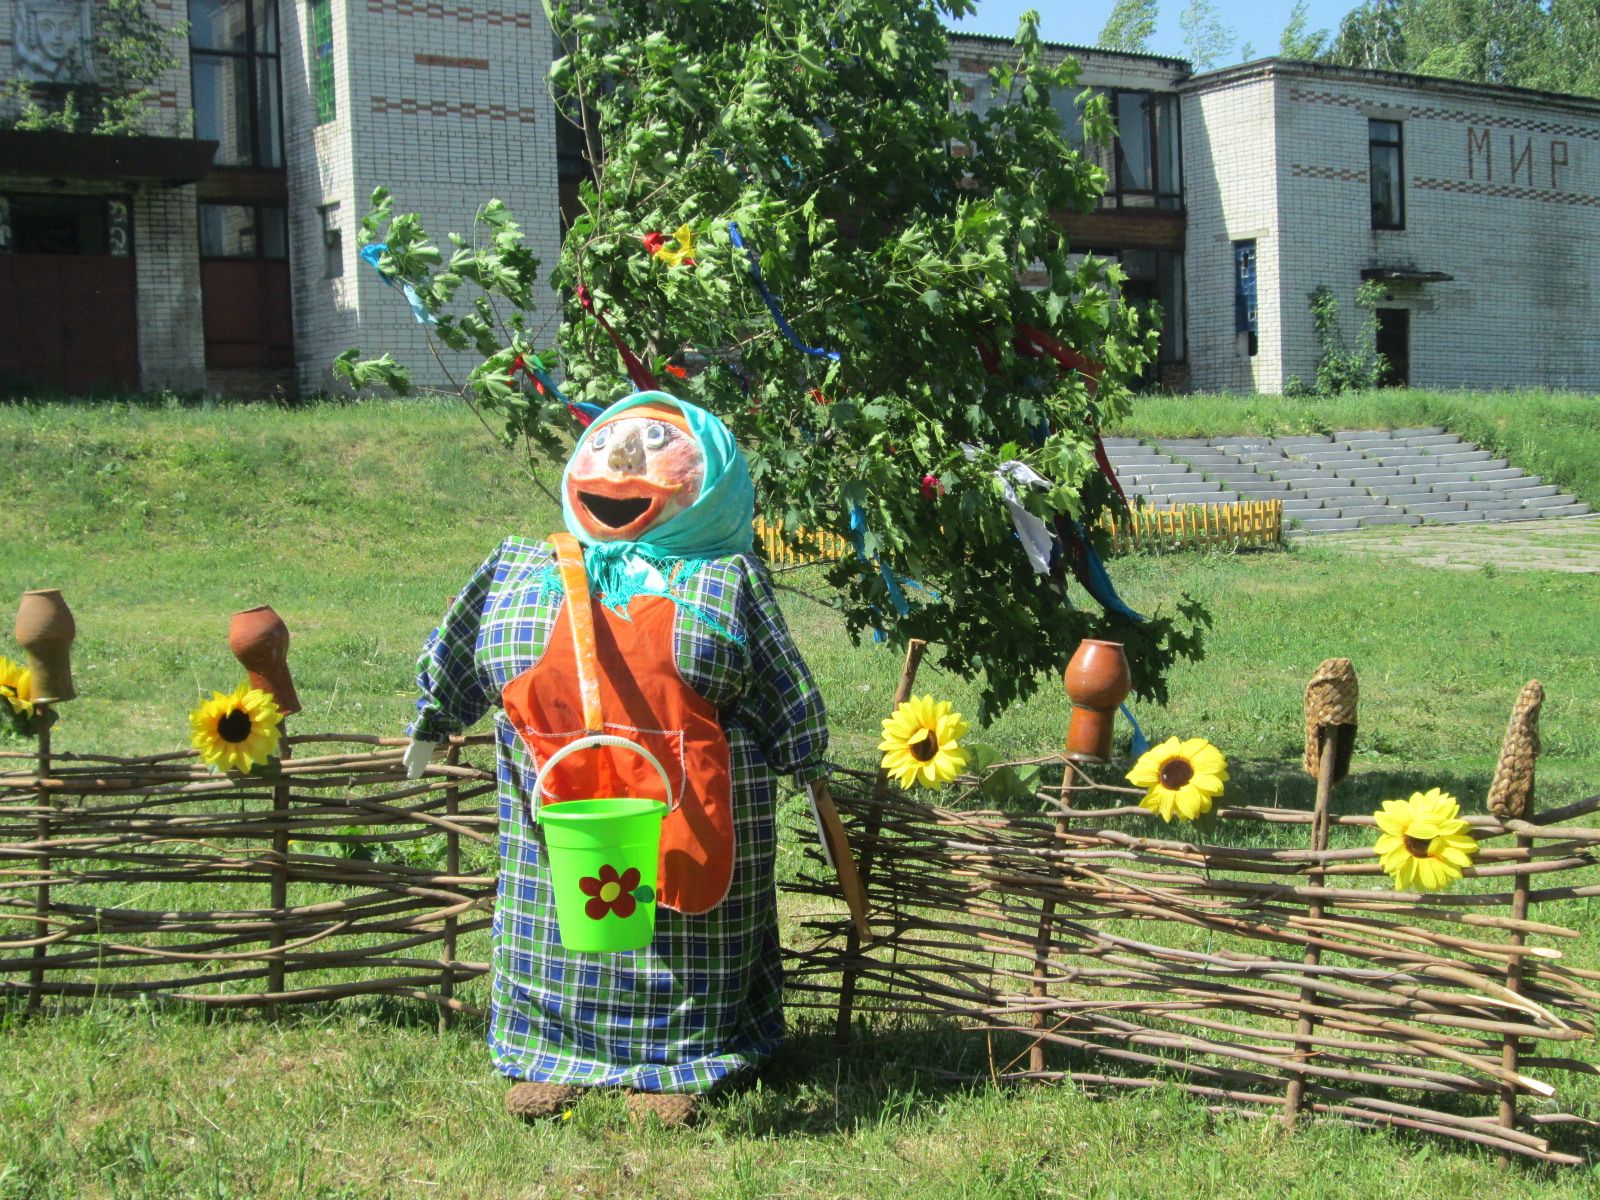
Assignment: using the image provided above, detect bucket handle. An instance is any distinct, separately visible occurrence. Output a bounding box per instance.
[529,733,677,821]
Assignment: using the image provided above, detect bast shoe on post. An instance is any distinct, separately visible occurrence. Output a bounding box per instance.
[625,1090,699,1129]
[505,1080,585,1122]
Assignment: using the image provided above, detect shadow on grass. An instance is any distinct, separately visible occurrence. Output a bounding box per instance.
[7,980,1596,1172]
[732,1015,1600,1171]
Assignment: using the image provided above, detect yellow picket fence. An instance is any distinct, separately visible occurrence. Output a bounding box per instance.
[1098,499,1283,554]
[753,517,852,566]
[755,499,1281,567]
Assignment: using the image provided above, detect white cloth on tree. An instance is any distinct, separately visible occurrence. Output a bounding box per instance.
[962,444,1057,575]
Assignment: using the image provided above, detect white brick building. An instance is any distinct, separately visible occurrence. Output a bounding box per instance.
[1,0,560,396]
[3,12,1598,397]
[1187,59,1600,394]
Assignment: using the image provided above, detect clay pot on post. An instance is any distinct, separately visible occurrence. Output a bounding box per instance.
[1063,638,1131,763]
[229,606,302,716]
[15,589,76,704]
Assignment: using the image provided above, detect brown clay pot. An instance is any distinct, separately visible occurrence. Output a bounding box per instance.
[1063,638,1131,763]
[15,589,76,704]
[229,606,302,716]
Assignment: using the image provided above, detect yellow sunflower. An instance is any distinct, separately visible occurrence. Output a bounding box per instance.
[879,695,970,789]
[1127,736,1228,822]
[0,656,34,719]
[190,683,283,772]
[1374,788,1479,892]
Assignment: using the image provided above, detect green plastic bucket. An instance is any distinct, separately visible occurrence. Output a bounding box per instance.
[532,734,674,954]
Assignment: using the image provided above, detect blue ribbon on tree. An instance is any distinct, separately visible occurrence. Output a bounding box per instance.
[728,222,841,362]
[1120,702,1150,756]
[849,503,912,621]
[360,242,438,326]
[1070,519,1145,623]
[845,503,948,643]
[511,352,604,426]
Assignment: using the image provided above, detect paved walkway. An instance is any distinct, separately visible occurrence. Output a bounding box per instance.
[1103,428,1590,535]
[1314,513,1600,572]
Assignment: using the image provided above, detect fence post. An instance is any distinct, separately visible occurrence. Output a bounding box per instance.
[835,638,926,1046]
[1489,681,1542,1162]
[268,722,290,1009]
[440,740,462,1033]
[1284,658,1358,1130]
[27,708,54,1013]
[1028,761,1082,1073]
[228,606,302,1015]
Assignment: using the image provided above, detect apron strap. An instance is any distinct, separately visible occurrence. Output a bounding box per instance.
[548,532,605,733]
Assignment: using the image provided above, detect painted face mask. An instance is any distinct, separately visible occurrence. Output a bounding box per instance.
[557,392,756,621]
[564,404,706,542]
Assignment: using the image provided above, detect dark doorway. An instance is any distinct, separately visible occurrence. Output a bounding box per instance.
[0,194,140,393]
[1376,308,1410,387]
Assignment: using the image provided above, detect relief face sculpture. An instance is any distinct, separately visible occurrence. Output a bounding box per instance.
[14,0,93,83]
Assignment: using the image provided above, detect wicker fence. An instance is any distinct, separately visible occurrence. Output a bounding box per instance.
[4,662,1597,1162]
[781,661,1600,1164]
[0,731,500,1018]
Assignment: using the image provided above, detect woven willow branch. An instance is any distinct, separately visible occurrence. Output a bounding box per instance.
[0,733,500,1014]
[783,757,1600,1165]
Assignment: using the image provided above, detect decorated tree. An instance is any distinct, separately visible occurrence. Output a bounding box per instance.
[340,1,1207,714]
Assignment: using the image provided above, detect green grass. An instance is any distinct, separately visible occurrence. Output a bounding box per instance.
[4,396,1600,1198]
[1108,388,1600,507]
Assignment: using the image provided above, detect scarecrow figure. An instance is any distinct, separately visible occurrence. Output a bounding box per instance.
[402,391,828,1127]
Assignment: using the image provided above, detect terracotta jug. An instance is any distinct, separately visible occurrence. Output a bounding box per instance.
[1063,638,1131,763]
[229,606,302,716]
[15,589,76,704]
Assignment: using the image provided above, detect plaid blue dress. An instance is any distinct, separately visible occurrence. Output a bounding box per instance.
[410,536,828,1093]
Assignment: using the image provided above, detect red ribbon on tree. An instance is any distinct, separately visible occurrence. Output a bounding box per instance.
[995,321,1129,514]
[576,284,659,391]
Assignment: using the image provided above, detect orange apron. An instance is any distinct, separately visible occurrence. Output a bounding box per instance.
[500,533,736,915]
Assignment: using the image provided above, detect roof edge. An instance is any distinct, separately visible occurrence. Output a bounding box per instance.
[945,27,1191,73]
[1186,56,1600,117]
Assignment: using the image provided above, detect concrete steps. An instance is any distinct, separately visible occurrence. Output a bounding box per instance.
[1100,426,1590,536]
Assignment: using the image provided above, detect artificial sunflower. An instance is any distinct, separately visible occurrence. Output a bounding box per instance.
[1127,736,1228,822]
[0,656,34,720]
[190,682,283,773]
[1373,788,1479,892]
[879,695,969,789]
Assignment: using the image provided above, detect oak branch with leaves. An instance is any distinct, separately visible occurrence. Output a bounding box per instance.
[338,1,1206,714]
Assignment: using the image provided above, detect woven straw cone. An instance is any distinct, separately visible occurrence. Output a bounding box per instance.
[505,1081,584,1120]
[1488,680,1543,821]
[627,1090,699,1128]
[1303,658,1359,783]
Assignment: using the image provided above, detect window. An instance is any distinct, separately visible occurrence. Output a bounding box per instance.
[5,194,133,256]
[318,202,342,278]
[1098,248,1185,368]
[1369,119,1404,229]
[190,0,283,167]
[199,204,288,258]
[1234,240,1258,357]
[1059,89,1182,211]
[309,0,334,123]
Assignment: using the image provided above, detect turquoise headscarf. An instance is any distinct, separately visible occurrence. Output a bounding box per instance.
[558,391,754,631]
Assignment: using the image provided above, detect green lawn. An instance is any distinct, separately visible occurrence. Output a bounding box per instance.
[3,397,1600,1198]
